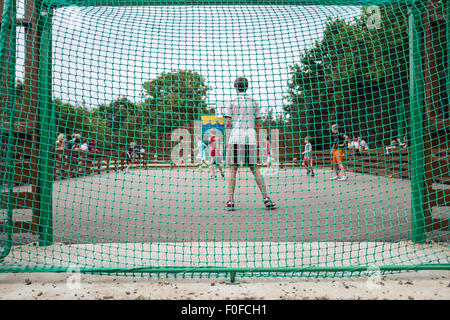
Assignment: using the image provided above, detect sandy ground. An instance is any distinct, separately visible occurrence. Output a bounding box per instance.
[0,270,449,300]
[1,241,449,300]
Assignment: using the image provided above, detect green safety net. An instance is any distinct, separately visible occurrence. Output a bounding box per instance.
[0,0,448,277]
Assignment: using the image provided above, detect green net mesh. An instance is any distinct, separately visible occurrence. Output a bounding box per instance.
[0,0,448,278]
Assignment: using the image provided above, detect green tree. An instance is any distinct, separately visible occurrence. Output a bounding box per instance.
[49,70,210,153]
[96,97,137,131]
[262,108,287,128]
[92,97,151,150]
[142,70,210,134]
[286,5,409,149]
[54,98,92,137]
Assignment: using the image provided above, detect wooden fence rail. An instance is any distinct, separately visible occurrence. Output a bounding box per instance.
[1,147,448,185]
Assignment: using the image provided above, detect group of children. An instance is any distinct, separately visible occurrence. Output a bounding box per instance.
[196,135,274,179]
[196,129,351,182]
[56,134,97,153]
[196,135,226,179]
[385,135,409,155]
[187,77,374,210]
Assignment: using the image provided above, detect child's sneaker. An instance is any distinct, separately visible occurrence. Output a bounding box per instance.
[330,176,339,180]
[225,201,235,211]
[263,197,276,209]
[338,176,348,181]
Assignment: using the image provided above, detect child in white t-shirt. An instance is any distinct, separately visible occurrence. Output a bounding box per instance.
[196,136,208,170]
[302,136,314,177]
[224,77,275,211]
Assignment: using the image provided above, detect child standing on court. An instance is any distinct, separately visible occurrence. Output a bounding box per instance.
[209,135,225,179]
[330,124,348,181]
[224,77,276,210]
[196,136,208,170]
[302,136,315,177]
[126,141,139,173]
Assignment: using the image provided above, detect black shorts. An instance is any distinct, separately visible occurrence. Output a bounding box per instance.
[230,144,257,167]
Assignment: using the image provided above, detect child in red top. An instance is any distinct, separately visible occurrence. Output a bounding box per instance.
[209,135,225,179]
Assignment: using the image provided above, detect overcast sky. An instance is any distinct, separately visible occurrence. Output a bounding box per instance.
[16,3,361,116]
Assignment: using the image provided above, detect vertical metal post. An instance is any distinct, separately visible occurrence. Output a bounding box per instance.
[409,1,427,243]
[0,0,16,260]
[0,0,12,74]
[226,271,240,284]
[37,6,54,246]
[447,0,450,114]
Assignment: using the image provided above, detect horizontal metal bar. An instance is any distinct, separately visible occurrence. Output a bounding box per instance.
[46,0,412,9]
[2,264,450,273]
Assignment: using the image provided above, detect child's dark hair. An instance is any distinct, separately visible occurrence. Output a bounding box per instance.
[234,77,249,92]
